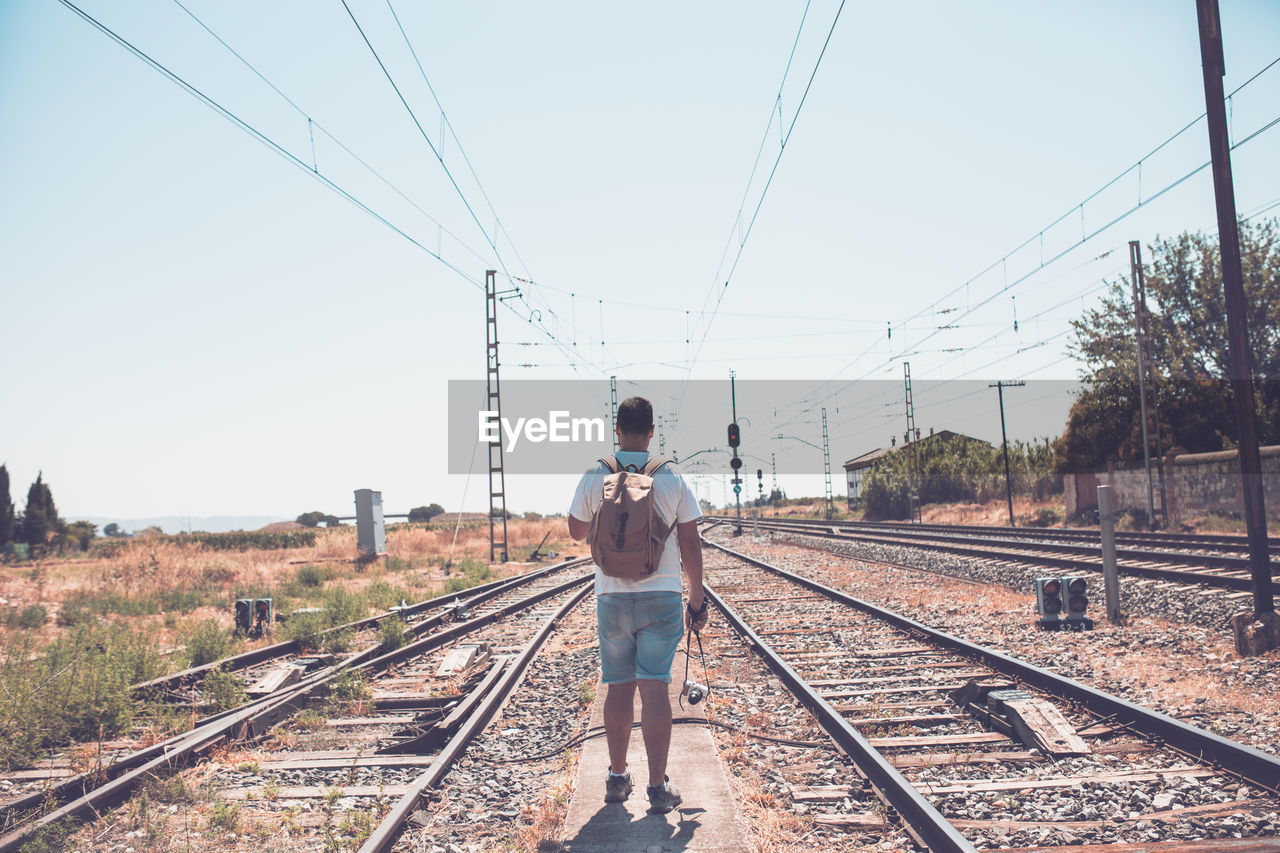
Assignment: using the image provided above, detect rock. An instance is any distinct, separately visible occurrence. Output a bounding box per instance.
[1153,792,1178,810]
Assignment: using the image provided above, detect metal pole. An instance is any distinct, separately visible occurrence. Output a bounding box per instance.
[1130,241,1157,528]
[992,382,1014,527]
[1196,0,1273,617]
[821,407,834,520]
[1098,485,1121,623]
[731,372,742,534]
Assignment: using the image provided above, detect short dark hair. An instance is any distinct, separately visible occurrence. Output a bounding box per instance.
[616,396,654,436]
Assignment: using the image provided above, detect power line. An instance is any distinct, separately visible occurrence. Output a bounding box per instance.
[688,0,849,371]
[169,0,490,271]
[57,0,600,375]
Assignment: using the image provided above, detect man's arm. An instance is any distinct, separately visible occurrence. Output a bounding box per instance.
[676,520,706,631]
[567,514,591,542]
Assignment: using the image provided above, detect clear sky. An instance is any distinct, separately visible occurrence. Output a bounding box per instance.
[3,1,1279,524]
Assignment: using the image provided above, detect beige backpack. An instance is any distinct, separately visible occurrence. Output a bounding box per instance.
[588,456,673,580]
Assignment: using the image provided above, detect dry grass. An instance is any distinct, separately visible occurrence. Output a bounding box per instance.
[0,517,577,662]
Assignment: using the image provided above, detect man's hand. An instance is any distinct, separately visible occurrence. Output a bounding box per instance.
[686,597,709,632]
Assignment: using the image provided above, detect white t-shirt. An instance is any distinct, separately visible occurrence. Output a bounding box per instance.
[569,451,702,594]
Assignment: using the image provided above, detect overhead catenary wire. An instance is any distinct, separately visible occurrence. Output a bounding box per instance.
[61,0,597,376]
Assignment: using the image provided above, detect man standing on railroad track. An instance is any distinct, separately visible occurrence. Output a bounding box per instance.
[567,395,707,814]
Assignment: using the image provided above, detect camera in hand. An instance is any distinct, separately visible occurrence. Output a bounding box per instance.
[681,679,708,705]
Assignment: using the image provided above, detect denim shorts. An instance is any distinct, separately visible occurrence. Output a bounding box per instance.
[596,591,684,684]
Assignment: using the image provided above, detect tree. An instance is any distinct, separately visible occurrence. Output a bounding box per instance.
[22,472,64,553]
[65,521,97,551]
[1056,219,1280,472]
[0,464,14,548]
[408,504,446,523]
[102,522,130,538]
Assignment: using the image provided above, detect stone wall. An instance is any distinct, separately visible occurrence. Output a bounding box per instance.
[1064,445,1280,524]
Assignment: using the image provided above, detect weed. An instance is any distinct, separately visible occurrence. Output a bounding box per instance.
[0,621,167,770]
[13,815,79,853]
[378,616,407,652]
[364,580,412,611]
[576,680,595,709]
[329,670,373,711]
[295,708,328,731]
[279,610,327,651]
[201,667,247,713]
[323,587,367,626]
[146,774,196,804]
[236,761,259,774]
[184,618,234,667]
[263,778,281,801]
[4,604,47,630]
[322,627,356,654]
[296,564,334,587]
[206,800,240,833]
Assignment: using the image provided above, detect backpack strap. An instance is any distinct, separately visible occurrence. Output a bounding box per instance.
[641,456,670,477]
[598,456,621,474]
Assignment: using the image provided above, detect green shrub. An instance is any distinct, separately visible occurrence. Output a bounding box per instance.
[207,801,241,832]
[364,581,411,611]
[321,628,355,654]
[4,604,46,630]
[378,616,407,652]
[1029,507,1062,527]
[295,564,333,588]
[200,667,247,713]
[328,670,371,706]
[184,619,234,668]
[279,611,328,652]
[322,588,366,626]
[0,622,167,770]
[174,530,317,551]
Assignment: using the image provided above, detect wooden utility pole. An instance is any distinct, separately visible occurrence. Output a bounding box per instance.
[1195,0,1276,653]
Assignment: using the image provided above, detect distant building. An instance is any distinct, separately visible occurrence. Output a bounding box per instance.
[843,429,987,508]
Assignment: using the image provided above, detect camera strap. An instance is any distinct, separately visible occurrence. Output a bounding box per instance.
[678,627,711,711]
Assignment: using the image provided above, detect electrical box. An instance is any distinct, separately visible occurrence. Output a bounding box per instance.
[355,488,386,557]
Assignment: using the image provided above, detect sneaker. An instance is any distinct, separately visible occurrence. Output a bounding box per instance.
[646,777,682,813]
[604,769,632,803]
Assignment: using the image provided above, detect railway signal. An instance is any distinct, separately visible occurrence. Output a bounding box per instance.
[727,422,741,448]
[1035,577,1093,630]
[235,597,274,638]
[1062,576,1091,625]
[1034,578,1062,627]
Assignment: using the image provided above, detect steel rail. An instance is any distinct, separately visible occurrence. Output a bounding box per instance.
[701,553,976,852]
[132,557,580,695]
[705,538,1280,792]
[737,516,1262,590]
[358,583,594,852]
[0,565,594,852]
[726,514,1280,554]
[2,556,591,827]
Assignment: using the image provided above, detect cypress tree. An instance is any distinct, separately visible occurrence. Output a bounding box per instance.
[23,472,61,551]
[0,464,14,547]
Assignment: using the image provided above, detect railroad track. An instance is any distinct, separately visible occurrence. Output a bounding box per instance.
[713,515,1272,592]
[699,534,1280,851]
[749,516,1280,557]
[0,557,593,852]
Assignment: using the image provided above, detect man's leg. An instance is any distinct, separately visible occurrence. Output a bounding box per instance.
[637,678,672,787]
[604,680,637,775]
